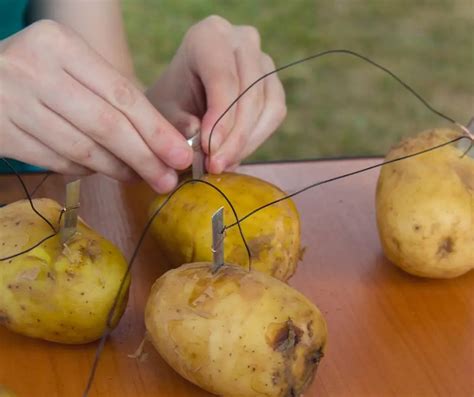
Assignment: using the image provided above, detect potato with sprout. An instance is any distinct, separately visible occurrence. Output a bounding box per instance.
[0,198,130,343]
[145,262,327,397]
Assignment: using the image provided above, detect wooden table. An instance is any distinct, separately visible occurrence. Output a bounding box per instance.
[0,159,473,397]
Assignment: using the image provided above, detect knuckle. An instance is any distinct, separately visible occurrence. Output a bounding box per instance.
[274,102,287,122]
[28,20,76,55]
[241,26,260,46]
[187,15,232,42]
[205,15,232,30]
[0,20,72,65]
[70,141,95,163]
[97,108,123,133]
[30,19,59,34]
[112,78,136,107]
[31,20,69,41]
[261,52,276,70]
[186,23,199,39]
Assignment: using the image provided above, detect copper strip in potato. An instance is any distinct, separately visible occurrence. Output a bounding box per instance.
[60,179,81,244]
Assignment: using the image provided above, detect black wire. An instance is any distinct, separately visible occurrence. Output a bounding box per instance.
[460,139,473,158]
[30,172,52,198]
[2,49,466,264]
[1,48,469,395]
[207,49,457,159]
[82,178,251,397]
[1,159,56,233]
[82,135,474,397]
[226,135,470,228]
[1,232,56,262]
[0,209,64,262]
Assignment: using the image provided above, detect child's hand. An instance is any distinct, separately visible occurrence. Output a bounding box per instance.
[146,15,287,173]
[0,20,192,193]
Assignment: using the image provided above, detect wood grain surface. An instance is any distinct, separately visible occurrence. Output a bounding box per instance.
[0,159,473,397]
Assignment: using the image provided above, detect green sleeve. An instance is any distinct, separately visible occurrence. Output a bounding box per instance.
[0,0,29,40]
[0,0,48,173]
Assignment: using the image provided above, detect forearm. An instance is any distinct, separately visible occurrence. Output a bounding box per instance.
[27,0,138,84]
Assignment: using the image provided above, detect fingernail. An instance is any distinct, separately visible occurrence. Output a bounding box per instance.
[154,171,177,193]
[184,123,200,139]
[168,146,192,169]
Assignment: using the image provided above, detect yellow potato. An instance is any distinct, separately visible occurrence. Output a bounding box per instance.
[149,172,301,281]
[0,198,130,343]
[145,262,327,397]
[376,128,474,278]
[0,385,16,397]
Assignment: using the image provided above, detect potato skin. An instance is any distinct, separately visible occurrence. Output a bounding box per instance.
[0,198,130,343]
[376,129,474,278]
[0,385,16,397]
[145,262,327,397]
[149,172,301,281]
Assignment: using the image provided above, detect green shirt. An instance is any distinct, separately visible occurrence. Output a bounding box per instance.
[0,0,28,39]
[0,0,46,173]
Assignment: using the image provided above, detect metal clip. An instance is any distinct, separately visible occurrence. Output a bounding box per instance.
[457,117,474,158]
[60,179,81,244]
[211,207,225,272]
[187,130,205,179]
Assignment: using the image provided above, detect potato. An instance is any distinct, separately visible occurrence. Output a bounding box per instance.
[0,386,16,397]
[0,198,130,343]
[145,262,327,397]
[149,172,301,281]
[376,128,474,278]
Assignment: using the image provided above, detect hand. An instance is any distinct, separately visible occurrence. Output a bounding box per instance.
[0,20,192,193]
[146,15,287,173]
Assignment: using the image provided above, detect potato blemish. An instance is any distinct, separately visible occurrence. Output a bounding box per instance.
[0,311,10,325]
[269,319,303,353]
[437,237,454,258]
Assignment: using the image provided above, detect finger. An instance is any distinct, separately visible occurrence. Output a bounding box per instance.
[240,53,286,159]
[3,119,91,176]
[234,25,265,114]
[224,162,240,172]
[188,33,239,154]
[59,35,192,170]
[156,101,202,139]
[207,30,266,173]
[39,72,178,193]
[10,97,136,182]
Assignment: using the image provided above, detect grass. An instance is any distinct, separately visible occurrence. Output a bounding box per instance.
[122,0,473,161]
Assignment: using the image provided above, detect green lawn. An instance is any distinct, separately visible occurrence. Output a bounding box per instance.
[122,0,473,161]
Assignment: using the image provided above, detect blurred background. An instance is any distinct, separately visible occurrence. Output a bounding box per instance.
[122,0,473,162]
